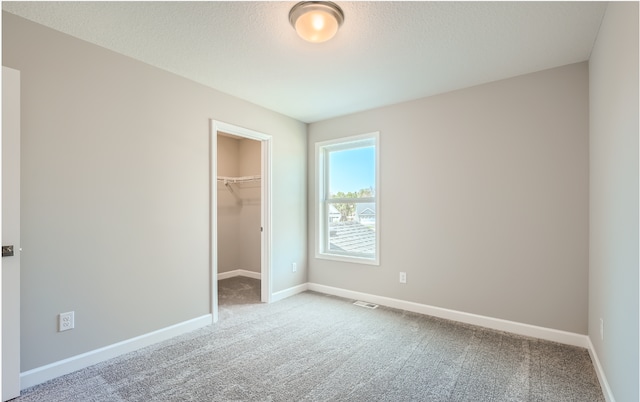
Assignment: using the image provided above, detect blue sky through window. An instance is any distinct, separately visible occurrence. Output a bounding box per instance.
[329,146,375,195]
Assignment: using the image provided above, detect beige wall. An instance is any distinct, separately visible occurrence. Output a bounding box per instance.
[3,12,307,371]
[588,3,639,401]
[217,135,261,274]
[217,135,241,273]
[238,139,262,273]
[308,62,589,334]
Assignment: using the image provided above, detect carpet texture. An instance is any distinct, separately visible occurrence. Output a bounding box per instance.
[15,277,604,401]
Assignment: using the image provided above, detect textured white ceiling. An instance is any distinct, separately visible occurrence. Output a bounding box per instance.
[2,1,607,123]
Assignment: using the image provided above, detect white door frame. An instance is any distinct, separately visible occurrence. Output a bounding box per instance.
[2,66,21,400]
[210,120,272,322]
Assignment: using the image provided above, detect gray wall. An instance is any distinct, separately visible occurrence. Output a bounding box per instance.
[588,3,639,402]
[3,12,307,371]
[308,62,589,334]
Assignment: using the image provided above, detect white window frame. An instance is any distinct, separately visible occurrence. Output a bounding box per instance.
[315,132,380,265]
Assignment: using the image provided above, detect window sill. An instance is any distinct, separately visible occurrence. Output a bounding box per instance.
[315,252,379,266]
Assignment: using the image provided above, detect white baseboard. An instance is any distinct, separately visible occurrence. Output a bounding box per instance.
[20,314,212,390]
[307,283,589,348]
[272,283,309,302]
[586,337,616,402]
[217,269,261,280]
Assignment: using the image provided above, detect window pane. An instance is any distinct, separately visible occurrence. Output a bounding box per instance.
[327,202,376,257]
[328,146,375,199]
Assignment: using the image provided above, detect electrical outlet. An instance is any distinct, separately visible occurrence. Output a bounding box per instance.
[292,262,297,273]
[399,272,407,284]
[59,311,74,332]
[600,318,604,340]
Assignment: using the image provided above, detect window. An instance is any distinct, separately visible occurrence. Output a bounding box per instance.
[316,132,379,265]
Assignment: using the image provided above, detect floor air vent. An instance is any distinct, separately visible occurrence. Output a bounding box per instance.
[353,301,379,309]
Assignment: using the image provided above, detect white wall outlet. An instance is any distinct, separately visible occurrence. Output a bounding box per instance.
[292,262,297,273]
[59,311,75,332]
[600,318,604,340]
[399,272,407,284]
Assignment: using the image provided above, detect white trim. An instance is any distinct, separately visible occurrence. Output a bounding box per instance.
[586,337,616,402]
[217,269,262,281]
[315,131,380,266]
[260,137,273,303]
[307,283,589,348]
[315,252,379,266]
[210,121,219,323]
[271,283,309,302]
[20,314,212,390]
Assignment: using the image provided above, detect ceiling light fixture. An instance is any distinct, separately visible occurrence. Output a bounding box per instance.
[289,1,344,43]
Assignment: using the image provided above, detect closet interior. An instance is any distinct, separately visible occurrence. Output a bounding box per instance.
[217,132,262,299]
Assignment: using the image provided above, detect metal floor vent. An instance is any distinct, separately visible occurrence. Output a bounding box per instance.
[353,300,379,309]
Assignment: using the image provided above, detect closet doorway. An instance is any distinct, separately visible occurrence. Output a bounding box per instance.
[210,120,272,323]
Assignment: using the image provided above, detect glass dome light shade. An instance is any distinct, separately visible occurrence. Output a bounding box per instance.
[289,2,344,43]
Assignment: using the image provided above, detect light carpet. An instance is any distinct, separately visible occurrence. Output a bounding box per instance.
[14,277,604,401]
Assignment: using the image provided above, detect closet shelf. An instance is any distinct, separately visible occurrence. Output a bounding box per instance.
[217,175,261,204]
[217,175,261,184]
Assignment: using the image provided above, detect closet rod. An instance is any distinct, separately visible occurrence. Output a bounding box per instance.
[216,175,261,184]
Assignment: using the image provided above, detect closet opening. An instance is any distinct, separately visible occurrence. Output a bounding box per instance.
[210,120,272,323]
